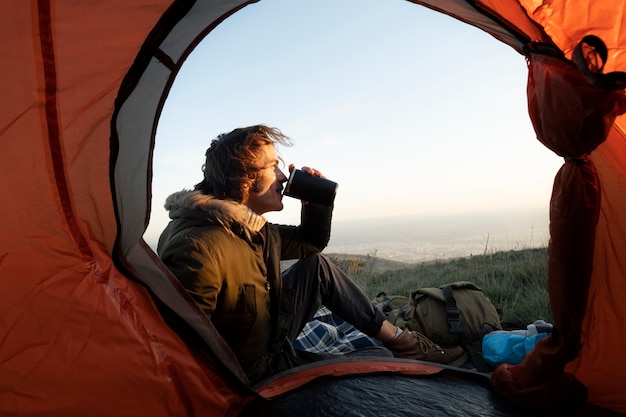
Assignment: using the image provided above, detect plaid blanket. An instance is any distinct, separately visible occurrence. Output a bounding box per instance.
[293,306,382,355]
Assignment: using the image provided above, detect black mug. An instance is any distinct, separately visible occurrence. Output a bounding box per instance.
[283,169,338,206]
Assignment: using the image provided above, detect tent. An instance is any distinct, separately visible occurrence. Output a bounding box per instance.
[1,1,625,415]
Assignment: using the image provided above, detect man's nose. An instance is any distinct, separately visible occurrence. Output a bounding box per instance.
[277,168,288,182]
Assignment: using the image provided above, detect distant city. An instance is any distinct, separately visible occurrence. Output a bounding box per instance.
[322,207,550,263]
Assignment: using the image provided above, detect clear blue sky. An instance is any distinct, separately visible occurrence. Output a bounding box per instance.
[144,0,563,245]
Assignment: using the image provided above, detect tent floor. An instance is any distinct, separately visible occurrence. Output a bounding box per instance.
[241,371,625,417]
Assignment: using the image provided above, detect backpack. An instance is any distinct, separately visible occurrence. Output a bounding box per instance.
[372,292,409,313]
[375,281,502,370]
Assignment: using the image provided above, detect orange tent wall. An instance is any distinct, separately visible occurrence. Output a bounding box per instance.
[566,124,626,412]
[509,2,626,412]
[0,1,247,415]
[414,1,626,410]
[520,0,626,68]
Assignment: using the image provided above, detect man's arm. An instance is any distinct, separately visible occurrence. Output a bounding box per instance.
[299,202,333,248]
[278,202,333,259]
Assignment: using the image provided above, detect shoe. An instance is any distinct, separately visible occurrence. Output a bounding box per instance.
[385,328,468,366]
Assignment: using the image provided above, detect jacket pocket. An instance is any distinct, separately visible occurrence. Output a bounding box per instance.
[231,283,257,342]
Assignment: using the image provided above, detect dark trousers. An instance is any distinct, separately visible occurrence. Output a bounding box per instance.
[281,253,389,348]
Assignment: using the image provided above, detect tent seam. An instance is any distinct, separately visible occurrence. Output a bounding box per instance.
[37,0,94,259]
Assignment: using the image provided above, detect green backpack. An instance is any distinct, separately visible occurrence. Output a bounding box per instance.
[375,281,502,369]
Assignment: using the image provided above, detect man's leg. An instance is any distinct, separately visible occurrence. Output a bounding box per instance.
[282,253,467,366]
[281,253,386,341]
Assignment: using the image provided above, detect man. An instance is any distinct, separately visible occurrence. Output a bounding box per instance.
[158,125,466,383]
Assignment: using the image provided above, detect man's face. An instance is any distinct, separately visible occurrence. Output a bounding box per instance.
[246,144,288,215]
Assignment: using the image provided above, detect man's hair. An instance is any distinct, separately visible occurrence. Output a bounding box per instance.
[195,125,292,203]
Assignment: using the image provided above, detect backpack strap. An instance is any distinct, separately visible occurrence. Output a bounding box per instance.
[441,284,492,373]
[374,292,392,313]
[374,292,410,316]
[442,284,462,335]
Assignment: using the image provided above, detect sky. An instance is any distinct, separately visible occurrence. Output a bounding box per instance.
[143,0,564,248]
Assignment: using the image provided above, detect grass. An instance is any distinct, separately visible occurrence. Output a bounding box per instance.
[325,247,552,326]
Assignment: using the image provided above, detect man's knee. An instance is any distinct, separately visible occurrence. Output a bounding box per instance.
[282,253,326,289]
[290,252,327,272]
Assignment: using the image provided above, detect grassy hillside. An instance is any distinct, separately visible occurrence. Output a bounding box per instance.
[325,247,551,326]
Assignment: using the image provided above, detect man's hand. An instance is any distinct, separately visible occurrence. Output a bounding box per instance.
[289,163,325,178]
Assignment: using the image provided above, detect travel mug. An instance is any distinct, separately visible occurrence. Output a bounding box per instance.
[283,169,338,206]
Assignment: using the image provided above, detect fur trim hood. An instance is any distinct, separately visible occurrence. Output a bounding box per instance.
[164,189,267,233]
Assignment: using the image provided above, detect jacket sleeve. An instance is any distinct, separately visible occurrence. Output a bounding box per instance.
[158,234,222,319]
[278,202,333,259]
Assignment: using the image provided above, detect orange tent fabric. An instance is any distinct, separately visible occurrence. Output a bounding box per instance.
[1,1,625,415]
[0,1,253,415]
[568,122,626,409]
[410,1,626,413]
[490,47,626,413]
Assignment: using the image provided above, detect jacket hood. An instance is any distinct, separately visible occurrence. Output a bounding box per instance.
[164,189,267,233]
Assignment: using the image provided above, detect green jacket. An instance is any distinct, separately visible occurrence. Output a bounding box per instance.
[157,190,332,383]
